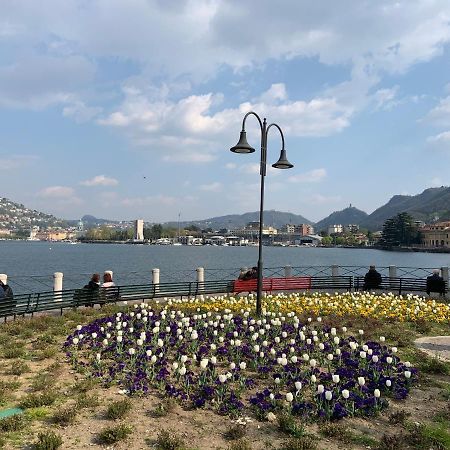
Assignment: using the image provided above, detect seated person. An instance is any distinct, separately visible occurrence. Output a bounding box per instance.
[426,269,445,296]
[101,272,118,303]
[74,274,100,307]
[239,267,258,281]
[363,265,382,290]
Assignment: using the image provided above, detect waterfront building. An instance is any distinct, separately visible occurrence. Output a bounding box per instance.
[344,224,360,233]
[134,219,144,241]
[420,221,450,248]
[328,224,343,234]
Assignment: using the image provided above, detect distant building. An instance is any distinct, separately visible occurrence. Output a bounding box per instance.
[283,223,314,236]
[134,219,144,241]
[328,224,343,235]
[420,221,450,248]
[295,234,323,246]
[344,224,360,233]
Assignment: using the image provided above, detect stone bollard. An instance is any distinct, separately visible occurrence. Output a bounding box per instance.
[152,268,160,293]
[53,272,63,302]
[389,265,397,289]
[196,267,205,296]
[285,265,292,278]
[0,274,7,285]
[331,265,339,289]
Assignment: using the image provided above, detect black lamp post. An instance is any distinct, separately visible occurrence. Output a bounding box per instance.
[230,111,294,316]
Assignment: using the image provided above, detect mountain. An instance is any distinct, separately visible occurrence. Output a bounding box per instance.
[314,206,369,232]
[0,197,65,230]
[361,187,450,230]
[164,210,313,231]
[80,215,120,226]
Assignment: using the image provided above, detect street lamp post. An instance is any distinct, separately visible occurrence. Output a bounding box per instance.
[230,111,294,316]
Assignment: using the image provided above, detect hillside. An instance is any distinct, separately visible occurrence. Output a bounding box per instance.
[361,187,450,230]
[0,197,65,230]
[314,206,369,232]
[164,210,313,231]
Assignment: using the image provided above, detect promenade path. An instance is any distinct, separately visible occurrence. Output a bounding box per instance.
[414,336,450,362]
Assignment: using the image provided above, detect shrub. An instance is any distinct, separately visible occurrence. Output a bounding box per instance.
[0,414,26,432]
[105,399,132,420]
[388,409,411,425]
[51,406,77,426]
[418,356,450,375]
[97,424,133,445]
[375,434,407,450]
[31,373,55,392]
[319,423,352,443]
[20,392,57,409]
[71,378,97,394]
[33,430,63,450]
[155,429,186,450]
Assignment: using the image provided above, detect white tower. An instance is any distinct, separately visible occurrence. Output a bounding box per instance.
[134,219,144,241]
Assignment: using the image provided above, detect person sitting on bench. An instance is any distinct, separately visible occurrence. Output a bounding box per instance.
[426,269,445,296]
[239,267,258,281]
[363,265,382,290]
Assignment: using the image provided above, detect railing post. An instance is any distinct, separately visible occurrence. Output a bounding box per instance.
[152,268,160,293]
[389,265,397,289]
[442,266,449,299]
[0,274,7,285]
[53,272,63,302]
[284,265,292,278]
[196,267,204,297]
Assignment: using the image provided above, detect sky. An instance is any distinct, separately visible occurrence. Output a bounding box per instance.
[1,0,450,223]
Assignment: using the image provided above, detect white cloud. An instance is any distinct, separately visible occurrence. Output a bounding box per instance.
[372,86,399,110]
[80,175,119,187]
[37,185,82,205]
[63,101,102,123]
[288,168,327,183]
[430,176,447,186]
[121,195,177,207]
[309,193,342,204]
[199,182,222,192]
[427,130,450,145]
[225,162,237,169]
[2,154,38,170]
[424,95,450,127]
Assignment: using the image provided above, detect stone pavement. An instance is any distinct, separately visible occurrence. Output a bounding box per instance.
[414,336,450,362]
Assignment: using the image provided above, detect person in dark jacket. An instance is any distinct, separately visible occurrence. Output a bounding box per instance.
[426,269,445,296]
[363,265,382,290]
[74,273,100,307]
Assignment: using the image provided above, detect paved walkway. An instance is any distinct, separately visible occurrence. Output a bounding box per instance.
[414,336,450,362]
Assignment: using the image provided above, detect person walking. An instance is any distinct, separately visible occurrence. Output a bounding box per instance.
[363,265,382,290]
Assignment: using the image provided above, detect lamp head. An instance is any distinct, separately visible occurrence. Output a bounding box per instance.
[272,149,293,169]
[230,131,255,154]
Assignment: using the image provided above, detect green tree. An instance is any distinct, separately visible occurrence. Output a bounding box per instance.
[381,212,419,247]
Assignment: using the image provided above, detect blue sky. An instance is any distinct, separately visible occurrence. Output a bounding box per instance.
[1,0,450,223]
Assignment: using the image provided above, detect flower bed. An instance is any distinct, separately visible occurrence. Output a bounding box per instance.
[166,292,450,323]
[65,301,418,421]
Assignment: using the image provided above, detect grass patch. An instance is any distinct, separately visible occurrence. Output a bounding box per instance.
[0,414,26,432]
[226,439,253,450]
[277,437,318,450]
[155,429,186,450]
[97,423,133,445]
[406,422,450,449]
[152,398,177,417]
[277,412,306,438]
[417,355,450,375]
[375,434,406,450]
[105,398,132,420]
[75,393,99,409]
[70,378,97,394]
[30,373,56,392]
[2,346,27,359]
[7,360,30,376]
[223,424,247,441]
[319,422,353,443]
[24,407,51,420]
[33,430,63,450]
[34,347,58,361]
[51,405,77,427]
[19,392,58,409]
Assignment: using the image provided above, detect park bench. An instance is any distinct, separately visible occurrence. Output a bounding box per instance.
[354,276,448,296]
[233,276,353,294]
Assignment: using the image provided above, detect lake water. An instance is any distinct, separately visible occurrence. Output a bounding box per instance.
[1,241,449,293]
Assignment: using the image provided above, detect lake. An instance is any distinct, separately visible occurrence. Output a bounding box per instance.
[0,241,449,293]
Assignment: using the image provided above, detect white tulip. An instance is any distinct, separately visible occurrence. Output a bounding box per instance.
[317,385,325,394]
[286,392,294,402]
[374,389,381,398]
[342,389,350,399]
[358,377,365,386]
[325,391,333,401]
[404,371,411,379]
[332,374,340,383]
[295,381,302,391]
[386,379,392,387]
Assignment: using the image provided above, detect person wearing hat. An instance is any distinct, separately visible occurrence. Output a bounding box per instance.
[426,269,445,296]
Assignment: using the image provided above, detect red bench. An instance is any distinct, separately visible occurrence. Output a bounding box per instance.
[233,276,312,294]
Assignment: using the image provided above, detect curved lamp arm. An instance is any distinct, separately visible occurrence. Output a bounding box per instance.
[266,123,285,150]
[241,111,263,132]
